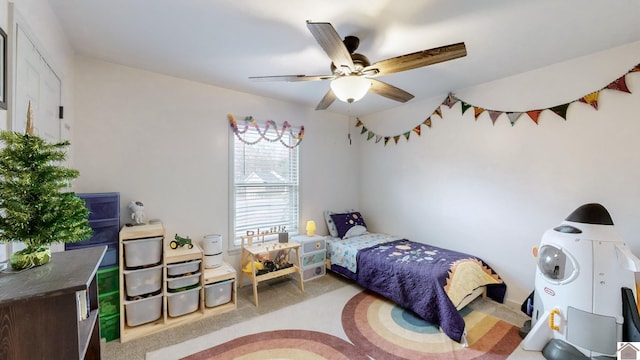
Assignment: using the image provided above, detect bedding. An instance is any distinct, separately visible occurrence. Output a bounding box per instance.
[326,234,506,343]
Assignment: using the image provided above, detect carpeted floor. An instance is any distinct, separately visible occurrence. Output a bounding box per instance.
[103,273,543,360]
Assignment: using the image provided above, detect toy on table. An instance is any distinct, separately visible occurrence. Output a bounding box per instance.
[170,233,194,249]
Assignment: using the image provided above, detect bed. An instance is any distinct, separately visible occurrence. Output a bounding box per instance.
[324,210,507,344]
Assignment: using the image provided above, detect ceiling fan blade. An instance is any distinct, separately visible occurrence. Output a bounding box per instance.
[306,21,354,72]
[249,74,335,82]
[364,42,466,77]
[315,89,337,110]
[369,79,414,103]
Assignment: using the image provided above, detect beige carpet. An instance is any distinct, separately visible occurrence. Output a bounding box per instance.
[145,279,544,360]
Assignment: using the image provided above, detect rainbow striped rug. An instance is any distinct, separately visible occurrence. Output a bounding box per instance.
[150,284,526,360]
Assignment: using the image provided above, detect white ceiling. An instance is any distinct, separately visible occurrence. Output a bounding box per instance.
[48,0,640,116]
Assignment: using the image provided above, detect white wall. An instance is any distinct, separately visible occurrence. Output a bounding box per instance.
[72,56,358,268]
[0,0,75,259]
[357,41,640,305]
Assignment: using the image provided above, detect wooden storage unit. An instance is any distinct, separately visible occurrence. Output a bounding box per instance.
[0,246,106,360]
[119,223,237,342]
[203,262,237,314]
[119,222,166,343]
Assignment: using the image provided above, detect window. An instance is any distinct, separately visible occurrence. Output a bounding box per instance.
[231,124,299,247]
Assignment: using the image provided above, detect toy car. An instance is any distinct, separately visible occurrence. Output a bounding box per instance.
[170,233,194,249]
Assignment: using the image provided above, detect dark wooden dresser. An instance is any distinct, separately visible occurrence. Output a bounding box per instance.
[0,246,106,359]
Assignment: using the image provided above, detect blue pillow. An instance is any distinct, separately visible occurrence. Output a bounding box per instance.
[330,212,367,239]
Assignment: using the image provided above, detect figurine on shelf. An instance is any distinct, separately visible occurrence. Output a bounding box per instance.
[170,234,194,249]
[128,201,145,225]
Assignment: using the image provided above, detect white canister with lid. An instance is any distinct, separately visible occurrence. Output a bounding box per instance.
[202,234,223,268]
[202,234,222,255]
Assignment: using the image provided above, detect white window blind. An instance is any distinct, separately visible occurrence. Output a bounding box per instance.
[232,126,299,246]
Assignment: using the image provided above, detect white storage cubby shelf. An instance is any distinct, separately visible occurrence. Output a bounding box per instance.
[119,223,237,343]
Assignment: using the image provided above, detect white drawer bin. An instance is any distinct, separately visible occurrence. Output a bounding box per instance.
[123,236,163,268]
[167,272,201,291]
[167,259,201,277]
[124,292,162,327]
[123,264,163,297]
[205,279,233,307]
[167,286,201,317]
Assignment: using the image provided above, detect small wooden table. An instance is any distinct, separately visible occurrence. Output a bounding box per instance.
[239,233,304,306]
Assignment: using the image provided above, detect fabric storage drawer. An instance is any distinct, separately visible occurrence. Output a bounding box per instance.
[167,286,201,317]
[123,264,162,297]
[97,266,119,294]
[123,236,163,268]
[99,290,120,317]
[205,279,233,307]
[124,292,163,327]
[300,249,326,268]
[167,272,201,291]
[301,264,325,282]
[79,192,120,221]
[167,259,201,277]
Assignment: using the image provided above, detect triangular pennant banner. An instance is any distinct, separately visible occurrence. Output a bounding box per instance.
[461,102,473,115]
[474,107,485,119]
[488,111,502,124]
[579,91,600,110]
[355,62,640,147]
[606,76,631,93]
[506,112,522,126]
[526,110,542,124]
[443,93,458,108]
[549,103,571,120]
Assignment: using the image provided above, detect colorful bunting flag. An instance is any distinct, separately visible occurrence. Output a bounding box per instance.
[526,110,542,124]
[488,111,502,124]
[355,62,640,146]
[506,112,522,126]
[549,103,570,120]
[579,91,600,110]
[606,76,630,93]
[461,101,473,115]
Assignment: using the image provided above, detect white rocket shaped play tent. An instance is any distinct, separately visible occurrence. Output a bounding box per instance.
[522,203,640,358]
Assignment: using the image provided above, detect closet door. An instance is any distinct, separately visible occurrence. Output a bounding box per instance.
[13,24,61,143]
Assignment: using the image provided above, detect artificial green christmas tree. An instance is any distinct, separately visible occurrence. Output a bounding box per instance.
[0,104,92,270]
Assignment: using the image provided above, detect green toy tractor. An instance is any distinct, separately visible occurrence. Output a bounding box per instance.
[170,233,194,249]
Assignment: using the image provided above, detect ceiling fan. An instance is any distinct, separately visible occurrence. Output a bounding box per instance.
[249,21,467,110]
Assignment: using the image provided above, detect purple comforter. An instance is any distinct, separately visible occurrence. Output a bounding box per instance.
[355,239,506,342]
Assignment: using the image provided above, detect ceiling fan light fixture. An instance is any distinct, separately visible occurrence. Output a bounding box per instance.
[330,76,371,103]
